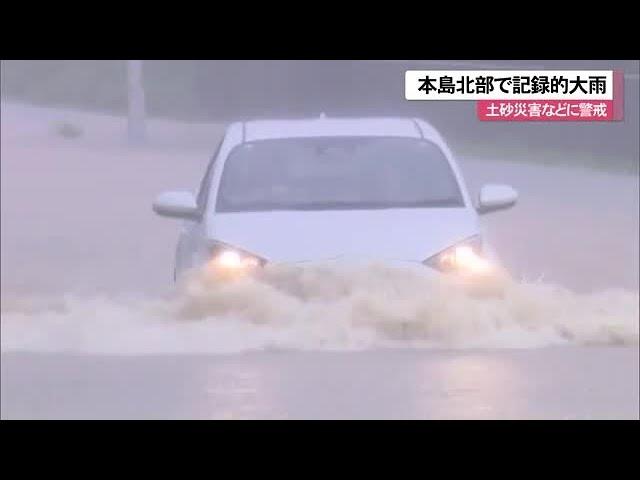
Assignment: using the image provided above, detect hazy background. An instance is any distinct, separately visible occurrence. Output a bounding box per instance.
[2,60,638,172]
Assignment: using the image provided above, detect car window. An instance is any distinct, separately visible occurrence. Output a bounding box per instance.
[216,137,464,213]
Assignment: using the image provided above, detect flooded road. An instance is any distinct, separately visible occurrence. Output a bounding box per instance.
[1,102,638,419]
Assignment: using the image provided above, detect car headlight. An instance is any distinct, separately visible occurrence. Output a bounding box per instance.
[423,235,492,274]
[206,241,267,271]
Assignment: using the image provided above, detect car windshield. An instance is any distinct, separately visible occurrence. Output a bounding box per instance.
[215,137,464,213]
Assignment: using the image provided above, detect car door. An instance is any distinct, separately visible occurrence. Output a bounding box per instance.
[174,140,222,279]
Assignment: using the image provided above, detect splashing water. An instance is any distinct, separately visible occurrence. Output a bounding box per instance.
[1,264,638,354]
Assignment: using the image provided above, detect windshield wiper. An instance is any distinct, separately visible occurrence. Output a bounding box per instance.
[217,198,463,212]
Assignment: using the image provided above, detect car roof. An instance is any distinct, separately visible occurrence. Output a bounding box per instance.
[233,116,445,145]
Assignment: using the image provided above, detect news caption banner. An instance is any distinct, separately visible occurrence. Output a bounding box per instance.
[405,70,625,121]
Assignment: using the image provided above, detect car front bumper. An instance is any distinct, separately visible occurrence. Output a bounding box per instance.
[197,256,510,298]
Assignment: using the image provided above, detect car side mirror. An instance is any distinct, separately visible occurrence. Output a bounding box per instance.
[477,184,518,215]
[152,190,200,220]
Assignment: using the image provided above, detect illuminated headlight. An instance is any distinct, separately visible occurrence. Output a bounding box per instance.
[423,236,492,274]
[207,242,266,271]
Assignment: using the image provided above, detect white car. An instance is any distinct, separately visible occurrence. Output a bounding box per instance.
[153,116,517,281]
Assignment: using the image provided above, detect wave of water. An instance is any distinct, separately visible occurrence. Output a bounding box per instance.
[1,264,638,354]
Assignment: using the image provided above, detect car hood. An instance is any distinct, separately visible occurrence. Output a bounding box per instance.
[206,208,479,264]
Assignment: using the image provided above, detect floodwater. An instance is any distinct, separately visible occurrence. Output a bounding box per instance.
[1,102,638,419]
